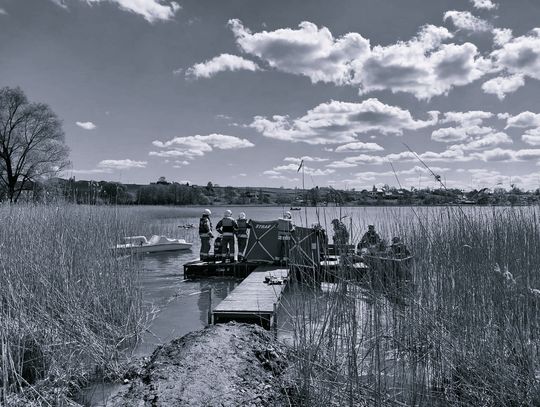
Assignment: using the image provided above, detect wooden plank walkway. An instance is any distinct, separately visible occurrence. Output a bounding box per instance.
[212,265,289,330]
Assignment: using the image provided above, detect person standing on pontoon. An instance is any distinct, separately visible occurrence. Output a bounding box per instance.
[198,209,213,261]
[236,212,251,262]
[277,211,295,264]
[216,210,238,263]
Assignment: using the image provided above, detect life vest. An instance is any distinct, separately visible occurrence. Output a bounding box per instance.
[237,218,249,238]
[217,216,237,237]
[199,216,212,237]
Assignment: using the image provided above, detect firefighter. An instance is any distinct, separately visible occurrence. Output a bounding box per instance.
[198,209,213,261]
[236,212,251,262]
[277,211,295,263]
[389,236,410,259]
[216,209,238,263]
[213,235,223,263]
[358,224,382,251]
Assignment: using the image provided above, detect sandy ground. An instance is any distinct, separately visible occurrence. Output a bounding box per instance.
[105,323,292,407]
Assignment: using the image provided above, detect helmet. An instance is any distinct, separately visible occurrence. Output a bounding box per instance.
[392,236,400,243]
[368,224,375,230]
[239,212,246,220]
[285,211,292,219]
[224,210,232,217]
[331,219,339,225]
[203,209,211,216]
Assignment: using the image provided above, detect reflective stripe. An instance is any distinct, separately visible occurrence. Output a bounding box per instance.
[222,232,234,237]
[238,234,248,238]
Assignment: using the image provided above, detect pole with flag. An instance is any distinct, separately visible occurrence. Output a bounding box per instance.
[297,159,307,226]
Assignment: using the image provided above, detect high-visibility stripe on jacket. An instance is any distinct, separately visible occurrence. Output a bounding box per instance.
[199,216,213,237]
[237,218,250,238]
[216,216,238,237]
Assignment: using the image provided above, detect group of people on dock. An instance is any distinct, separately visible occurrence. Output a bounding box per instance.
[199,209,410,263]
[199,209,252,262]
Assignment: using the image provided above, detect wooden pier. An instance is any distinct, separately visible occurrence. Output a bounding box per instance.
[211,265,289,330]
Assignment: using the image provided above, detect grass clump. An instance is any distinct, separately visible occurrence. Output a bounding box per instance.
[0,204,148,406]
[287,207,540,406]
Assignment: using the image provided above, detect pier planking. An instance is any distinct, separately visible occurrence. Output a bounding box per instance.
[212,265,289,330]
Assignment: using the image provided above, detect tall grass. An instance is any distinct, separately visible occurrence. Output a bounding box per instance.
[0,204,149,405]
[287,207,540,406]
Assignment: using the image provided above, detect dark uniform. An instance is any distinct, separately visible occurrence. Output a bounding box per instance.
[216,214,238,263]
[331,219,349,256]
[198,215,213,261]
[236,217,252,262]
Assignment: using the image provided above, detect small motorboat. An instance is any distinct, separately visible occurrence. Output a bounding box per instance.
[115,235,192,254]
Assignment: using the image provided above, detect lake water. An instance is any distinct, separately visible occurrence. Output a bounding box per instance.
[82,204,503,405]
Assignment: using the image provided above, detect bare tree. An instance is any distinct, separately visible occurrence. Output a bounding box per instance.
[0,87,70,202]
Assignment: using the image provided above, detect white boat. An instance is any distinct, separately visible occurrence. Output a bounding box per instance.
[115,235,192,254]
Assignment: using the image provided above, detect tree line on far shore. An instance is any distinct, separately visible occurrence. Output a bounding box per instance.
[17,176,540,207]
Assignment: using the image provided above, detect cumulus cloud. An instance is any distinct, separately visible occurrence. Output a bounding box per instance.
[52,0,180,23]
[76,121,97,130]
[522,128,540,146]
[150,133,255,159]
[441,110,493,126]
[264,163,334,177]
[501,111,540,128]
[492,28,513,46]
[283,156,329,164]
[185,54,260,79]
[481,74,525,99]
[251,98,438,144]
[97,159,147,170]
[188,20,491,99]
[469,0,498,10]
[490,29,540,84]
[444,11,493,32]
[228,18,370,85]
[335,142,384,153]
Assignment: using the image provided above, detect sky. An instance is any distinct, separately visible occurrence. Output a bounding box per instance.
[1,0,540,190]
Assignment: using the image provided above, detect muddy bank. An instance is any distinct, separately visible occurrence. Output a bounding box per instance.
[106,323,292,407]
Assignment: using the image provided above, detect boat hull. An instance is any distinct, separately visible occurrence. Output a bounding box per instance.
[115,242,192,254]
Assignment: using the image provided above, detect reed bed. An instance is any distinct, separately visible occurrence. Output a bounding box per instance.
[286,207,540,406]
[0,204,150,406]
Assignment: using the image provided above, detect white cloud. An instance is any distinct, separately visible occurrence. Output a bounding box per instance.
[264,163,334,177]
[188,20,491,100]
[0,8,8,15]
[97,159,147,170]
[432,127,471,142]
[522,128,540,146]
[283,156,329,164]
[441,110,493,126]
[492,28,513,46]
[52,0,180,23]
[490,30,540,83]
[469,0,498,10]
[481,74,525,99]
[228,19,370,85]
[251,98,438,144]
[150,133,255,159]
[502,111,540,128]
[76,121,97,130]
[443,11,492,32]
[334,142,384,153]
[451,131,512,150]
[185,54,260,79]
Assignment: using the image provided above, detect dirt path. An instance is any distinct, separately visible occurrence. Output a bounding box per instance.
[106,323,292,407]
